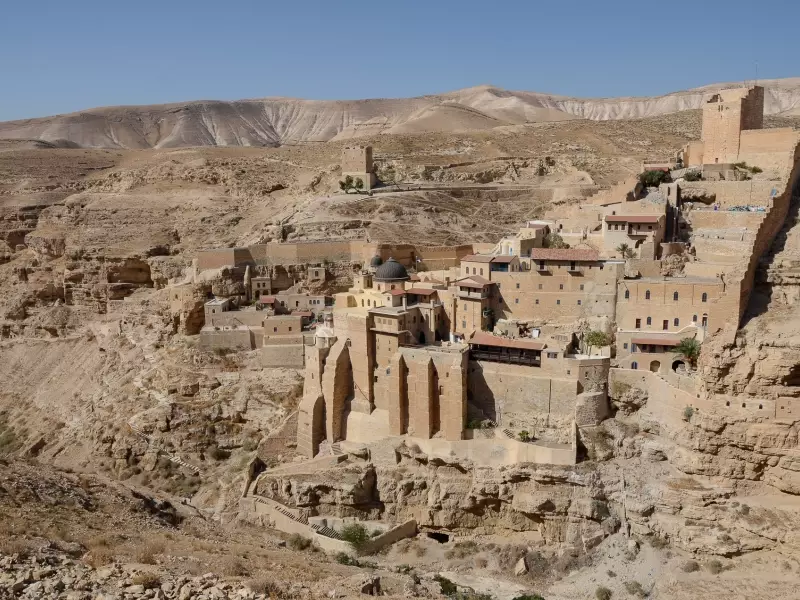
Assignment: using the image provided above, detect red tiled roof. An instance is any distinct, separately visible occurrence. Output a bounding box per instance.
[530,248,600,261]
[457,276,493,289]
[407,288,436,296]
[631,336,680,347]
[605,215,661,224]
[259,295,276,303]
[469,332,546,351]
[490,255,517,264]
[387,289,407,296]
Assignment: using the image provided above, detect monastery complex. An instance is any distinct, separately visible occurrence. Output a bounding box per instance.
[171,86,800,469]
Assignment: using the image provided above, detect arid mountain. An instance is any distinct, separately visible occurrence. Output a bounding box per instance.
[2,78,799,149]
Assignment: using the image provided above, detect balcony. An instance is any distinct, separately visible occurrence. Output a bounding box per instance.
[470,350,541,367]
[458,290,488,300]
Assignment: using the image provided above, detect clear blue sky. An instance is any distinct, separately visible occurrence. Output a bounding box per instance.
[1,0,798,121]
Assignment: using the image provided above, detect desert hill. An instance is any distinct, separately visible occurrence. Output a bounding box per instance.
[2,78,800,149]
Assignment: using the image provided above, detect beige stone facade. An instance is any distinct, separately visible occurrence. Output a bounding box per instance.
[341,145,377,191]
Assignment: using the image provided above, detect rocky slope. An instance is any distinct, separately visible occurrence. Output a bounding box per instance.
[2,78,800,149]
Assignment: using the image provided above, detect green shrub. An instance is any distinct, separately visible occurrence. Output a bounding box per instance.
[518,430,531,442]
[639,170,670,187]
[596,586,612,600]
[683,170,702,182]
[683,406,694,421]
[341,523,370,550]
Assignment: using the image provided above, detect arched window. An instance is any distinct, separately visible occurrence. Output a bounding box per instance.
[674,318,679,327]
[624,290,630,299]
[631,361,638,370]
[693,314,697,322]
[646,317,652,325]
[645,290,651,300]
[702,292,708,302]
[673,291,679,301]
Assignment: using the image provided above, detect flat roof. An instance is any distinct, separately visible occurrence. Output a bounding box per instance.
[205,298,229,305]
[605,215,662,224]
[469,331,547,351]
[292,311,313,317]
[407,288,436,295]
[458,280,492,289]
[530,248,600,261]
[462,254,494,263]
[631,336,680,347]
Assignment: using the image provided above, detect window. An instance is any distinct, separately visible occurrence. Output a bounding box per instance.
[473,267,477,274]
[273,327,277,333]
[662,320,668,330]
[631,344,637,353]
[515,298,519,304]
[535,299,539,305]
[702,292,708,302]
[463,304,466,311]
[635,318,641,328]
[624,290,630,299]
[673,291,679,301]
[623,343,628,350]
[288,327,292,332]
[566,369,571,375]
[547,352,558,359]
[462,320,466,328]
[674,318,679,327]
[559,284,564,290]
[693,314,697,322]
[631,361,638,370]
[645,290,651,300]
[646,317,652,325]
[577,300,582,305]
[580,284,584,291]
[516,283,520,289]
[538,284,543,290]
[480,268,484,276]
[556,299,561,305]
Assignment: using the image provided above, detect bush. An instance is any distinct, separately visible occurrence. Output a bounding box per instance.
[681,560,700,573]
[682,406,694,421]
[131,573,161,590]
[623,581,646,597]
[287,533,312,551]
[639,170,670,187]
[341,523,370,550]
[435,575,459,597]
[247,578,289,599]
[518,430,531,443]
[683,170,702,182]
[706,559,723,574]
[208,446,230,461]
[648,535,668,549]
[596,586,612,600]
[134,540,164,565]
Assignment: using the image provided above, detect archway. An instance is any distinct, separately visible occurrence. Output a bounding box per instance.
[649,360,661,373]
[672,359,686,373]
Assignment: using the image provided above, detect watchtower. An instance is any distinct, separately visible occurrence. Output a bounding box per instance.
[701,86,764,164]
[341,145,377,191]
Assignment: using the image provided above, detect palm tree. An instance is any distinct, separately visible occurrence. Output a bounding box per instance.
[675,338,701,369]
[616,243,635,259]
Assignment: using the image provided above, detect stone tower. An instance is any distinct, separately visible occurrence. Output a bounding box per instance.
[701,86,764,164]
[341,145,377,191]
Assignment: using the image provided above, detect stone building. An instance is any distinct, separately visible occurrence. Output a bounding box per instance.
[341,145,376,191]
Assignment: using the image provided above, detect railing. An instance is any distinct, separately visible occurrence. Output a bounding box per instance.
[471,350,541,367]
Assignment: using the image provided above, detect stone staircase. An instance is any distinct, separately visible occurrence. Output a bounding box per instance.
[586,176,641,207]
[330,442,344,456]
[254,496,344,540]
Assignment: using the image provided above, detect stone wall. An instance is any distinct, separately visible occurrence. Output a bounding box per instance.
[198,326,256,351]
[262,343,305,368]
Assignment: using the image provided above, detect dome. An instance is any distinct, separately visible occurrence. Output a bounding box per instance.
[374,257,409,281]
[370,255,383,268]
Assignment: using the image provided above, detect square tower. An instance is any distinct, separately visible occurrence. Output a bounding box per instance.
[701,86,764,164]
[341,145,377,191]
